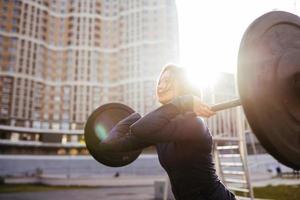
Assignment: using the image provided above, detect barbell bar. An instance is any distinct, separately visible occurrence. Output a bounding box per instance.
[84,11,300,169]
[210,99,241,112]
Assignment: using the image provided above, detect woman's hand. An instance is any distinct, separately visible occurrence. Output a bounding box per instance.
[193,96,216,118]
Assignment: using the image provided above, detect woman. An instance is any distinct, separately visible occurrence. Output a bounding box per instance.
[102,64,237,200]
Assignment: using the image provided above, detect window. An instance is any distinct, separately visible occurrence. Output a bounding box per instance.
[0,25,5,31]
[2,6,8,14]
[12,19,18,26]
[61,122,69,130]
[11,38,17,46]
[13,8,20,15]
[52,123,60,130]
[8,47,16,54]
[33,121,41,128]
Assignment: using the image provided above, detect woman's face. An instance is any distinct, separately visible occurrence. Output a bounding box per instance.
[156,70,179,104]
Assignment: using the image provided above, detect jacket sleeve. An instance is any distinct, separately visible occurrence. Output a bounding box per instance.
[129,95,207,143]
[101,113,153,152]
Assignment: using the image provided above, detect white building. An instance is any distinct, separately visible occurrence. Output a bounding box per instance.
[0,0,179,155]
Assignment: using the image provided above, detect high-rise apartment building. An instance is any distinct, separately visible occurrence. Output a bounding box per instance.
[0,0,179,154]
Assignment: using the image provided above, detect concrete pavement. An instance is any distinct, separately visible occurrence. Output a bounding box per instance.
[5,175,167,187]
[4,174,300,188]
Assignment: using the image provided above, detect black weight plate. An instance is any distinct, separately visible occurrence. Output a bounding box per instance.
[238,11,300,169]
[84,103,142,167]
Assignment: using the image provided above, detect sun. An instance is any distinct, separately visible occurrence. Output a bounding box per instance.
[176,0,299,91]
[185,65,219,90]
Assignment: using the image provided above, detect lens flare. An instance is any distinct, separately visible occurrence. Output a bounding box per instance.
[95,124,108,141]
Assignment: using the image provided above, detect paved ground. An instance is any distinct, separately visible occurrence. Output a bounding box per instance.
[1,178,299,200]
[5,175,167,187]
[0,186,155,200]
[1,154,298,199]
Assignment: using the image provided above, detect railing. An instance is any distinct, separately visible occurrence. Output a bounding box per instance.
[206,106,248,138]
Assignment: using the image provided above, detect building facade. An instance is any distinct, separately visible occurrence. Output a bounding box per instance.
[202,72,266,155]
[0,0,179,155]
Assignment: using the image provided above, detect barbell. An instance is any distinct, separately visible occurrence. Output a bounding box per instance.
[84,11,300,169]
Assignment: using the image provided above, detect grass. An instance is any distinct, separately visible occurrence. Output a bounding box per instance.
[0,184,299,200]
[253,185,300,200]
[0,184,96,193]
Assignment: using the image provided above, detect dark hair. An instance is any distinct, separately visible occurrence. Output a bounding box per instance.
[158,63,201,98]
